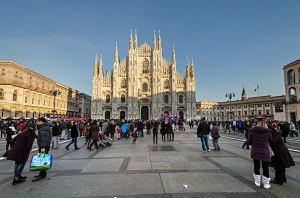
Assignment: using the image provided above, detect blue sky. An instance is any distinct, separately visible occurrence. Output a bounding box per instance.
[1,0,300,102]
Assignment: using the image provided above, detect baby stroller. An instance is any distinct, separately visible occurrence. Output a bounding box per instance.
[99,132,112,147]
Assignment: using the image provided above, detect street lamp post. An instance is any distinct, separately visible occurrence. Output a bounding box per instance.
[50,90,61,119]
[225,92,235,120]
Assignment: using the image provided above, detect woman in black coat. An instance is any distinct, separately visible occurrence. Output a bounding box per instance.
[8,125,36,185]
[160,121,166,142]
[268,123,295,185]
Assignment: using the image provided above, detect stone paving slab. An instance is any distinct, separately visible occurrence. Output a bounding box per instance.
[48,174,164,197]
[152,162,173,170]
[51,159,92,171]
[160,172,256,193]
[82,158,123,172]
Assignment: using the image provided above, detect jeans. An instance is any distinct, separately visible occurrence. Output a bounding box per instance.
[138,130,143,137]
[253,159,269,177]
[66,138,78,149]
[201,135,209,151]
[52,136,59,149]
[14,162,25,177]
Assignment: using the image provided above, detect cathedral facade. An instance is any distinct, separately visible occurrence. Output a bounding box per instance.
[91,31,196,120]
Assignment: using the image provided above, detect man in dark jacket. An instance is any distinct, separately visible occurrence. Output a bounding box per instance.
[280,122,290,143]
[65,122,80,150]
[33,117,52,182]
[197,117,210,152]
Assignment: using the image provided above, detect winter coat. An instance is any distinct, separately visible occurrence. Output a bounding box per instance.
[8,131,36,162]
[197,122,210,137]
[248,126,273,162]
[160,122,166,135]
[52,125,61,136]
[166,124,173,134]
[137,121,144,131]
[71,125,79,138]
[6,126,16,141]
[211,126,220,139]
[90,124,100,140]
[37,123,52,147]
[269,129,295,168]
[280,122,290,138]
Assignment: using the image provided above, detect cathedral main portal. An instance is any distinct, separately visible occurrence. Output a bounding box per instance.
[141,106,149,120]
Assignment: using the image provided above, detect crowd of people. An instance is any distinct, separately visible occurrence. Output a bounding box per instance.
[0,116,297,189]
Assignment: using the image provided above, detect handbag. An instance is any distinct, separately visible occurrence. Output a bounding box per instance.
[30,153,53,171]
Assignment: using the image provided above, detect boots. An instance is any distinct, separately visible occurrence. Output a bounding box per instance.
[262,175,271,189]
[253,173,261,187]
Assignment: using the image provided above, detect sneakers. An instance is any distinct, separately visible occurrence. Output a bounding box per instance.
[202,150,207,152]
[75,148,80,150]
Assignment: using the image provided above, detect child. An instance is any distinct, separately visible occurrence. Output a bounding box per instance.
[131,130,138,144]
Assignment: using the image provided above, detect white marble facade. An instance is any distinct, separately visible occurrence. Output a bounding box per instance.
[91,31,196,120]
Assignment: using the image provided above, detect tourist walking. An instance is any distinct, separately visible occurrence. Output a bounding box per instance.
[32,117,52,182]
[211,122,220,151]
[66,121,72,140]
[65,122,80,150]
[51,121,61,149]
[8,125,36,185]
[268,123,295,185]
[197,117,210,152]
[248,121,273,189]
[88,121,100,150]
[4,122,17,156]
[242,121,251,149]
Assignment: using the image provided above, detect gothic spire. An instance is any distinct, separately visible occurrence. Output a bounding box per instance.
[172,44,176,64]
[157,30,161,50]
[153,30,157,50]
[93,54,98,76]
[134,29,138,50]
[129,29,133,50]
[99,54,103,76]
[114,42,119,64]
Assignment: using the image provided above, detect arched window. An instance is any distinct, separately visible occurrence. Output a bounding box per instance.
[106,94,110,103]
[142,83,148,92]
[121,94,125,103]
[179,95,183,103]
[164,95,169,103]
[142,59,149,73]
[289,87,297,102]
[287,69,295,85]
[13,90,17,101]
[121,79,126,88]
[0,89,4,100]
[164,80,169,89]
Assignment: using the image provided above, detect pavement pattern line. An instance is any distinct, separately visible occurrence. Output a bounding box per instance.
[204,157,279,198]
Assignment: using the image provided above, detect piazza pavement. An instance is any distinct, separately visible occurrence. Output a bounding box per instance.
[0,127,299,198]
